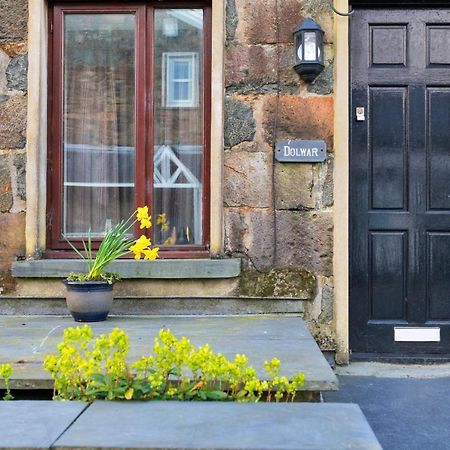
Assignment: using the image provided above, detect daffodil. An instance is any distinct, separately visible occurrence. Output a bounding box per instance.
[157,213,169,232]
[143,247,159,260]
[139,217,152,229]
[129,235,152,260]
[137,206,149,221]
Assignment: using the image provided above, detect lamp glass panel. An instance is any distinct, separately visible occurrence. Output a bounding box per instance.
[304,31,317,61]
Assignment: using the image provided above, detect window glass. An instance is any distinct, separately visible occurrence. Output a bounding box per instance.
[153,9,204,245]
[63,14,135,237]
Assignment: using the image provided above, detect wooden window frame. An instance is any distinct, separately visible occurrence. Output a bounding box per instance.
[46,1,212,259]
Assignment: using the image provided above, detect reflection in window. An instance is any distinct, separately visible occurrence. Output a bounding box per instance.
[154,9,204,245]
[163,53,198,108]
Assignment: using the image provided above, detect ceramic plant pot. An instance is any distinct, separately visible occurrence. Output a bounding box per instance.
[63,280,114,322]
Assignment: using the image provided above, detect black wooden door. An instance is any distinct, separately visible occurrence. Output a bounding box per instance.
[350,8,450,355]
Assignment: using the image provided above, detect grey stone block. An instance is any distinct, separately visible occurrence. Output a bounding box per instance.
[0,315,337,392]
[54,402,382,449]
[0,401,87,449]
[11,258,241,279]
[6,54,28,92]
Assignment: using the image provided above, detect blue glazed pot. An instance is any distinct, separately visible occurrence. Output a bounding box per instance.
[63,280,114,322]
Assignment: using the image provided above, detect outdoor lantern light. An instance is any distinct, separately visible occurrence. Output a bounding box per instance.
[293,18,324,82]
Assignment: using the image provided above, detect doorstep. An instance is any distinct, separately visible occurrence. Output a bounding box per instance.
[0,315,338,393]
[0,401,382,450]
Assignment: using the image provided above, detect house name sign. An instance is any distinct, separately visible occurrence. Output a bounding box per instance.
[275,140,326,163]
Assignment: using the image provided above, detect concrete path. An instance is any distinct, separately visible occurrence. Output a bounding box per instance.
[323,372,450,450]
[0,315,338,392]
[0,401,382,450]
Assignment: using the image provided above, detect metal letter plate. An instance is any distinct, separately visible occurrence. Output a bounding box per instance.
[275,140,326,163]
[394,327,440,342]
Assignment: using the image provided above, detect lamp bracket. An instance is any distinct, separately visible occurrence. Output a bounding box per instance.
[330,1,355,16]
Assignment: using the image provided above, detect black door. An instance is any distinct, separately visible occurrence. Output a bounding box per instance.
[350,8,450,355]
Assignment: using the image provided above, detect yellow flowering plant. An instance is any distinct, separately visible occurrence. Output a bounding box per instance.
[0,363,13,400]
[43,325,306,402]
[65,206,159,283]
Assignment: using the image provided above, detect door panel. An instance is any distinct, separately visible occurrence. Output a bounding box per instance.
[350,8,450,355]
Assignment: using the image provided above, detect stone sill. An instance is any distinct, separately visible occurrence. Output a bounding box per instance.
[11,259,241,279]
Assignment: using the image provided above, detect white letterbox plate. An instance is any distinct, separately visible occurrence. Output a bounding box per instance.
[394,327,440,342]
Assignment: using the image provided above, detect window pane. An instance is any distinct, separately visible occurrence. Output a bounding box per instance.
[63,14,135,237]
[154,10,203,245]
[173,81,190,101]
[173,60,190,79]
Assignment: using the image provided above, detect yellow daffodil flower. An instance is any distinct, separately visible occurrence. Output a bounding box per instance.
[129,235,152,260]
[137,206,149,221]
[139,217,152,229]
[156,213,169,232]
[143,247,159,260]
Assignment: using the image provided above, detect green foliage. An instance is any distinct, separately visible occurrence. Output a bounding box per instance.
[66,272,121,284]
[43,326,305,402]
[0,363,14,400]
[63,206,158,282]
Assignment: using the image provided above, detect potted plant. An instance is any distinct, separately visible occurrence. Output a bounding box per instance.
[63,206,159,322]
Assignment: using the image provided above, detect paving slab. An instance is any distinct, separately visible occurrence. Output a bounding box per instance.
[0,315,338,392]
[53,401,381,450]
[0,400,87,449]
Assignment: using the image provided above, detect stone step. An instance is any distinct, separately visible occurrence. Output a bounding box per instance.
[0,296,305,315]
[0,315,337,393]
[0,401,382,450]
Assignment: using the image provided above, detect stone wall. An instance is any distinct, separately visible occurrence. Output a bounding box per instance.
[223,0,335,348]
[0,0,28,294]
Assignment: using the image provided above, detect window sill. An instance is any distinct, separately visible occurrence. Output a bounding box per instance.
[11,259,241,279]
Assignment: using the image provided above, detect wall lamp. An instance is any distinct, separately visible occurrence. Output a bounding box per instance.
[293,18,324,82]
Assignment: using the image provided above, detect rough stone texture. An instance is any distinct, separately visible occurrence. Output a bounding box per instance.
[224,207,275,271]
[6,54,27,92]
[308,60,334,95]
[319,282,334,323]
[322,154,334,208]
[224,150,273,207]
[0,95,27,148]
[275,162,322,210]
[224,96,256,148]
[239,267,316,298]
[262,95,334,149]
[0,49,9,95]
[275,211,333,276]
[0,212,25,293]
[13,152,25,200]
[0,41,27,57]
[226,0,238,42]
[0,0,28,41]
[0,154,12,212]
[234,0,278,44]
[225,44,277,90]
[302,0,333,43]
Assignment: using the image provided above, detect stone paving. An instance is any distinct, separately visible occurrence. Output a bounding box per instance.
[0,401,382,450]
[0,315,338,392]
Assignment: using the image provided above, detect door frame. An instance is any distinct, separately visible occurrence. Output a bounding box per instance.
[333,0,350,364]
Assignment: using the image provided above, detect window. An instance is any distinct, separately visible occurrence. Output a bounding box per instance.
[47,3,211,257]
[164,53,198,108]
